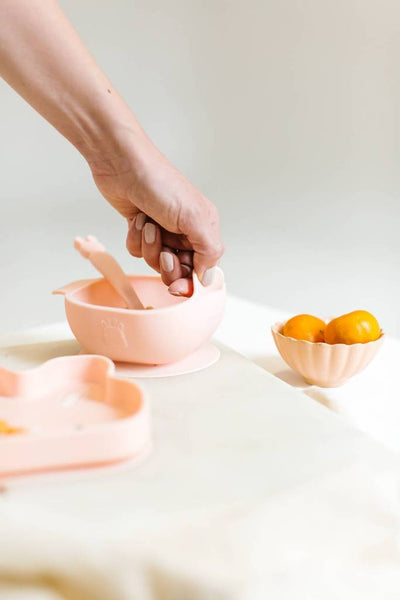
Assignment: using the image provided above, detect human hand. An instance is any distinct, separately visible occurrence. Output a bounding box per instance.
[0,0,223,297]
[90,132,224,296]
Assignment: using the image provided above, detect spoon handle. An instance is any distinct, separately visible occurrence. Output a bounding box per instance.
[74,236,145,310]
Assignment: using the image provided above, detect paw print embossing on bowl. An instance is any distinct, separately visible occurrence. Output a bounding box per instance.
[101,318,128,348]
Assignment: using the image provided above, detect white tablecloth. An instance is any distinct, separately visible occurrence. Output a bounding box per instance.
[1,296,400,599]
[216,297,400,456]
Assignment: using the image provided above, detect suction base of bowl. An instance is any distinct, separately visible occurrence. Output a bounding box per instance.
[80,343,220,378]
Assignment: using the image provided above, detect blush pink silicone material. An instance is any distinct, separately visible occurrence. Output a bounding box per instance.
[54,268,226,365]
[74,235,145,310]
[0,355,151,476]
[112,342,220,378]
[272,321,385,387]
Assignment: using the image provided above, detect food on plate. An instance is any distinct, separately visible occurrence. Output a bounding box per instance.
[0,420,25,435]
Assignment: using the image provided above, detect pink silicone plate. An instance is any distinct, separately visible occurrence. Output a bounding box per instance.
[0,355,151,477]
[112,342,220,378]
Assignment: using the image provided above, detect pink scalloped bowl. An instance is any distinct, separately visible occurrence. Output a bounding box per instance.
[271,321,385,387]
[54,268,226,365]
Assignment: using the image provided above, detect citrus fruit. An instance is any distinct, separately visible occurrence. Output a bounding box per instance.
[282,314,325,342]
[324,310,380,344]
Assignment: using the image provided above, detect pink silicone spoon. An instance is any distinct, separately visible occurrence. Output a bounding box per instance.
[74,235,145,310]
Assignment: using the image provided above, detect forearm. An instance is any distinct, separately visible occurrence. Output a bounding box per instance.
[0,0,143,162]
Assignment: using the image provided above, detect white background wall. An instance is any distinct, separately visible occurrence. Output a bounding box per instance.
[1,0,399,336]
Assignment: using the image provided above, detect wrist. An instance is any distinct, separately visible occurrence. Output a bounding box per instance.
[77,123,145,169]
[70,96,147,171]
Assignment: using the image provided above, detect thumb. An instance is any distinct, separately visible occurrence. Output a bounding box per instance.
[183,202,224,285]
[192,239,224,286]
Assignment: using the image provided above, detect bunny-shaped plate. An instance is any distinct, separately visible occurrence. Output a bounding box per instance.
[0,355,151,476]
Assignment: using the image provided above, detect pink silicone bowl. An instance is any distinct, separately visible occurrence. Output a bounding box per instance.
[54,268,226,365]
[271,321,385,387]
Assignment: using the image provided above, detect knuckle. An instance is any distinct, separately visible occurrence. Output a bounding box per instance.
[160,271,172,286]
[176,201,194,234]
[126,235,141,258]
[144,255,159,272]
[206,240,224,262]
[215,241,225,258]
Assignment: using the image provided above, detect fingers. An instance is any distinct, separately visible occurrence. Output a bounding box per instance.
[161,231,192,251]
[159,248,183,286]
[142,222,162,272]
[159,250,193,297]
[168,277,193,297]
[170,251,193,296]
[126,212,201,297]
[126,212,146,258]
[192,241,224,286]
[127,212,162,273]
[182,201,224,285]
[176,251,193,269]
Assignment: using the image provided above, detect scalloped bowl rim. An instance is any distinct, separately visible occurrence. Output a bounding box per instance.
[271,321,385,348]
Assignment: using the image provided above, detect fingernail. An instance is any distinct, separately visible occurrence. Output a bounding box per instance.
[144,222,156,244]
[135,213,146,231]
[202,267,216,286]
[181,264,192,277]
[160,251,174,273]
[169,290,183,297]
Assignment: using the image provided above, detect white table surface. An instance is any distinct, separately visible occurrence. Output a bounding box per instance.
[4,295,396,454]
[1,296,400,599]
[217,297,400,456]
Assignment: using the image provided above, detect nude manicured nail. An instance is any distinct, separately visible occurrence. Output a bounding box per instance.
[135,213,146,231]
[181,264,192,277]
[144,222,156,244]
[160,251,174,272]
[202,267,216,286]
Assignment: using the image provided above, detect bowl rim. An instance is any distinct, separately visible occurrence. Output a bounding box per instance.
[271,321,385,347]
[62,269,226,315]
